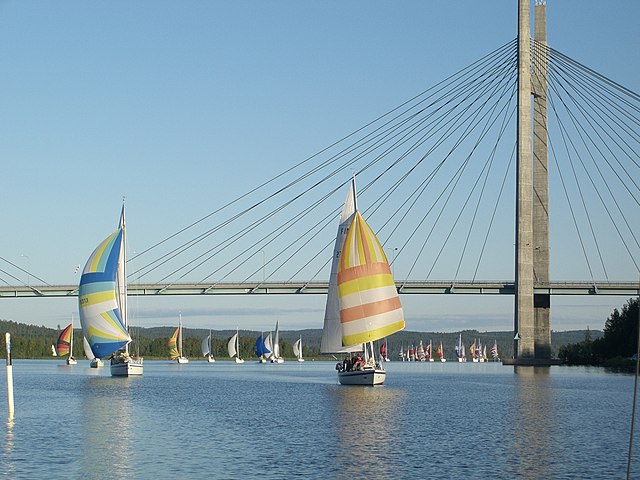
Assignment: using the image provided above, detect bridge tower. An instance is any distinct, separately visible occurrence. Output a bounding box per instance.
[532,0,551,360]
[513,0,552,364]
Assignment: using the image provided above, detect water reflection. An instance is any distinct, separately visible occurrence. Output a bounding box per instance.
[3,416,16,477]
[328,386,406,479]
[81,377,135,477]
[511,367,553,479]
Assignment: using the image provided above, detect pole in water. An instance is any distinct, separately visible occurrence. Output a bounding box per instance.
[5,332,14,417]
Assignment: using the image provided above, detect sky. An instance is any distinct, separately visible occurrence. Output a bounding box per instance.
[1,0,639,333]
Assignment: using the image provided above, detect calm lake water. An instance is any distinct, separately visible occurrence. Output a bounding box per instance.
[0,360,638,479]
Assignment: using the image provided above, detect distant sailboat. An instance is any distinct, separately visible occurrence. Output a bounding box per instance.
[270,320,284,363]
[417,340,426,362]
[254,332,271,363]
[427,340,434,362]
[380,339,390,362]
[228,329,244,364]
[79,204,143,376]
[168,314,189,364]
[322,177,405,386]
[455,334,466,363]
[491,340,500,361]
[51,344,57,357]
[437,341,446,362]
[201,329,215,363]
[292,336,304,362]
[83,336,103,368]
[56,321,77,365]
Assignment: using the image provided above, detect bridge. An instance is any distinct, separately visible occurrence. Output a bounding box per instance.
[2,280,638,298]
[1,1,639,366]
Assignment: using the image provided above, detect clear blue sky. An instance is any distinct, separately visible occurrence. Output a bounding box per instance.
[1,1,639,333]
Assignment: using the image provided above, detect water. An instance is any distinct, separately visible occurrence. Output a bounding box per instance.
[1,360,637,479]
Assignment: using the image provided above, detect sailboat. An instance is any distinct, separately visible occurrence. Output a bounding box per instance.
[455,333,466,363]
[491,340,500,361]
[417,340,426,362]
[84,336,104,368]
[427,340,434,362]
[254,332,271,363]
[379,339,390,362]
[56,321,77,365]
[437,341,446,362]
[201,329,215,363]
[270,320,284,363]
[292,336,304,362]
[228,329,244,363]
[321,177,405,386]
[79,204,143,377]
[168,314,189,364]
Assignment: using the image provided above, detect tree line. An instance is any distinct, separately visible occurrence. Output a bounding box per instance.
[559,297,639,367]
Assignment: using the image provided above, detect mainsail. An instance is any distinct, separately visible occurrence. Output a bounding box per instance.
[337,210,405,346]
[320,182,361,354]
[78,228,131,359]
[228,332,239,358]
[292,337,302,359]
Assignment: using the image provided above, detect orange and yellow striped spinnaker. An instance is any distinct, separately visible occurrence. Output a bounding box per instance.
[337,211,404,346]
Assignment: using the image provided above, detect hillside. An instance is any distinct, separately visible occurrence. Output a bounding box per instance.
[0,319,600,360]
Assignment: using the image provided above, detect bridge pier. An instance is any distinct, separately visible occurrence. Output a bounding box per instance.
[514,0,552,365]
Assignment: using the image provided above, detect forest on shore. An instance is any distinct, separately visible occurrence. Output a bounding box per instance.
[1,318,599,361]
[559,297,639,368]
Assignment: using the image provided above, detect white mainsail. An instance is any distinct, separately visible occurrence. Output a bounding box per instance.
[228,332,238,358]
[320,182,361,354]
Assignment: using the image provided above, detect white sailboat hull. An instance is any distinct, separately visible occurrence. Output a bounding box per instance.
[66,357,77,366]
[234,357,245,364]
[176,357,189,364]
[297,358,305,362]
[110,356,144,376]
[206,355,215,363]
[338,368,385,386]
[270,357,284,364]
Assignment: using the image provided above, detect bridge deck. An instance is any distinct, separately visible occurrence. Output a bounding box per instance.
[1,281,638,298]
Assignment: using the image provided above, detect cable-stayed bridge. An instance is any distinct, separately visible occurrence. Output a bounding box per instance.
[1,1,638,364]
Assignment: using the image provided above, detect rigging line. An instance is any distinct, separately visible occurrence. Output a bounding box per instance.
[157,176,352,285]
[542,54,640,244]
[548,52,640,170]
[546,115,597,285]
[360,53,518,228]
[132,63,500,279]
[0,269,19,286]
[396,76,516,286]
[218,191,344,286]
[0,255,50,286]
[386,68,518,279]
[552,95,610,281]
[546,66,640,207]
[425,82,518,281]
[130,40,517,263]
[472,143,516,282]
[136,43,519,281]
[548,48,640,139]
[544,75,640,273]
[349,44,518,189]
[545,43,640,105]
[454,93,518,282]
[378,65,517,268]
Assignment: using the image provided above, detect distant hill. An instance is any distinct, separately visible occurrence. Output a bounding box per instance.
[0,318,601,360]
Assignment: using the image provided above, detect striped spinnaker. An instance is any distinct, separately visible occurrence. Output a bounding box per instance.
[168,327,180,359]
[337,211,404,346]
[78,229,131,358]
[56,323,73,357]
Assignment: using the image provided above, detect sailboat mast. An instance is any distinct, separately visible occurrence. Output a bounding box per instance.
[119,202,129,355]
[179,314,183,357]
[351,174,357,212]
